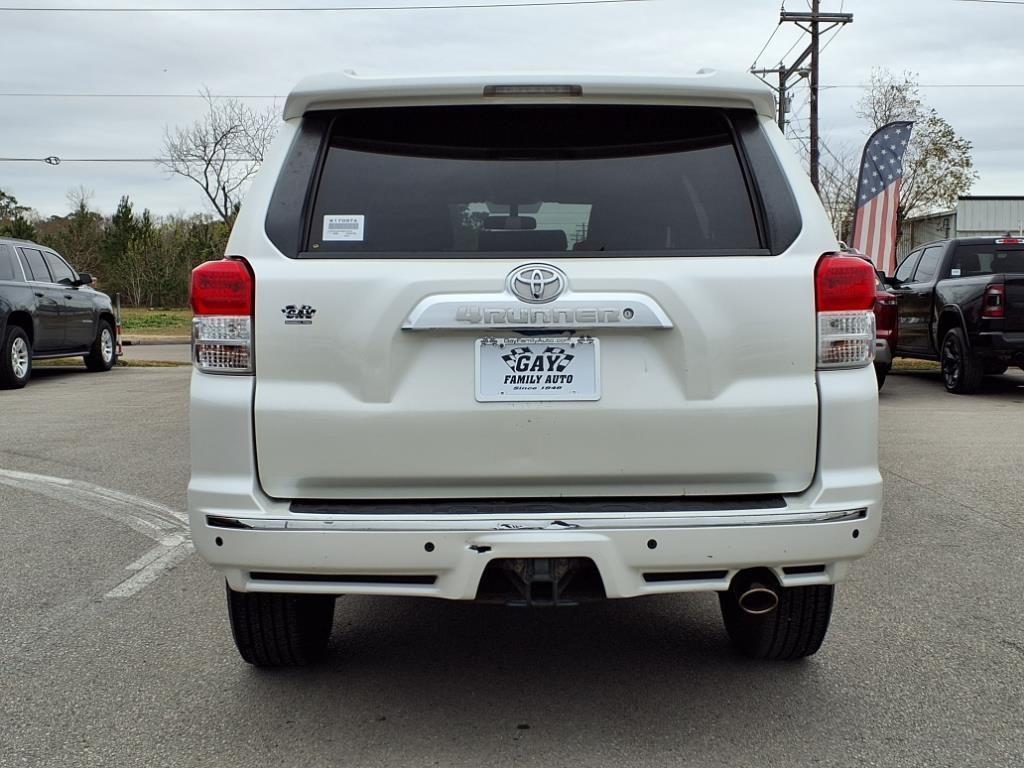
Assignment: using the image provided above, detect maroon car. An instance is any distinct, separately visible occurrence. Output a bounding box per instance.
[872,271,899,388]
[840,245,898,388]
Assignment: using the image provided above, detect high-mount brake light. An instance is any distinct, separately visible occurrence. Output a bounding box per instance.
[483,84,583,97]
[995,238,1021,245]
[982,283,1006,319]
[815,253,876,369]
[190,258,254,374]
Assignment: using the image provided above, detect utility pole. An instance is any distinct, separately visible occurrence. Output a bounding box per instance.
[751,3,852,192]
[750,64,808,133]
[809,0,821,190]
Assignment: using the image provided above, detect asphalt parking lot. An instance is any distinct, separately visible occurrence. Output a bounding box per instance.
[1,366,1022,768]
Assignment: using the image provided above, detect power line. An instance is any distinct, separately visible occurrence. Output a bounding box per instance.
[818,21,843,53]
[6,83,1024,99]
[0,0,654,11]
[0,156,251,163]
[821,83,1024,89]
[0,93,280,99]
[750,20,781,69]
[750,1,853,190]
[776,29,806,63]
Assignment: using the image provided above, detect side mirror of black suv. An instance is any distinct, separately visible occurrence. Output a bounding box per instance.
[75,273,93,287]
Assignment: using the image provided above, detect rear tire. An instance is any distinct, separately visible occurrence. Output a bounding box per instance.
[719,583,834,660]
[941,327,984,394]
[874,362,890,390]
[1,325,32,389]
[226,584,335,667]
[84,320,117,372]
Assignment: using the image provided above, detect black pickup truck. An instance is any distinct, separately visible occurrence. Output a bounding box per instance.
[1,237,118,389]
[886,236,1024,393]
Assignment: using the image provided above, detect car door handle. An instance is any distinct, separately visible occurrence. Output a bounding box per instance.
[64,294,73,299]
[34,291,44,297]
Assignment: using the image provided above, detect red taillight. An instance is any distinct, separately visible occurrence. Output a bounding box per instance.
[815,253,877,312]
[190,258,253,316]
[982,283,1005,319]
[816,253,877,369]
[190,258,254,374]
[995,238,1021,245]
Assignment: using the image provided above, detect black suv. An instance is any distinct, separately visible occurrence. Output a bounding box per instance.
[0,237,118,389]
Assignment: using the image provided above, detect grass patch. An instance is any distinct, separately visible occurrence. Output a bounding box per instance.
[32,358,86,367]
[119,308,192,336]
[892,358,941,372]
[116,358,191,367]
[34,358,190,368]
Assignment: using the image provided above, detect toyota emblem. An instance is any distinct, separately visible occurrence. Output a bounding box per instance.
[507,264,567,304]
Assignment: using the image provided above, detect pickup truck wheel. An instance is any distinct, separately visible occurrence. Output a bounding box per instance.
[226,585,335,667]
[1,326,32,389]
[718,583,834,660]
[941,328,984,394]
[84,320,117,372]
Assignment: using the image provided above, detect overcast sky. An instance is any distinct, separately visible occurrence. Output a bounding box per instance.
[3,0,1023,218]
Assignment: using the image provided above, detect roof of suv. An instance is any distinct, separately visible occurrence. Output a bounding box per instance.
[282,69,776,121]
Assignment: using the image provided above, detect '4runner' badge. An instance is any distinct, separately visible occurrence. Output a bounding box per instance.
[281,304,316,325]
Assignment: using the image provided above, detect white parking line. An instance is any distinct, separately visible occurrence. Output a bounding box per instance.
[105,538,194,599]
[0,467,192,599]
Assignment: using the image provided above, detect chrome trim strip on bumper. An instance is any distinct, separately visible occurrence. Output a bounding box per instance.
[208,507,867,532]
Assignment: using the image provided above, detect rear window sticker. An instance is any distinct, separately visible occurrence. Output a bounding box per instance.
[322,214,365,242]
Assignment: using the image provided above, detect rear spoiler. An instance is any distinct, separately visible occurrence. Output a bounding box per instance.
[282,71,777,121]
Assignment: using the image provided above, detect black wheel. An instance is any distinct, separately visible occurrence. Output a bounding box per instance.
[226,584,335,667]
[719,583,834,660]
[1,325,32,389]
[874,363,890,390]
[84,320,117,372]
[984,362,1008,376]
[940,327,983,394]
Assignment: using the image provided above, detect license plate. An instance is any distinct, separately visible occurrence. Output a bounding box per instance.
[475,336,600,402]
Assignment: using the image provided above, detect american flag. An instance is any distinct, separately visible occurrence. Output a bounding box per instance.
[850,121,914,275]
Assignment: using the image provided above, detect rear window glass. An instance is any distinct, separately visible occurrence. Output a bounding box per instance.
[20,247,51,282]
[951,245,1024,276]
[0,244,19,281]
[307,105,761,255]
[913,246,944,282]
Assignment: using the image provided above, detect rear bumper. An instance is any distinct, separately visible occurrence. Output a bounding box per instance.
[874,338,893,367]
[204,508,874,598]
[188,366,882,599]
[973,331,1024,360]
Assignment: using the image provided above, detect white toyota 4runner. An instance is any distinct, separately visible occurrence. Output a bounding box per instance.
[188,71,882,666]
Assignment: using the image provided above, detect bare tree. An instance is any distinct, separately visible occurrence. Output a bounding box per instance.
[856,69,977,224]
[815,141,860,242]
[159,89,278,226]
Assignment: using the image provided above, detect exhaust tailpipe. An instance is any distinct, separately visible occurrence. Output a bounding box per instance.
[737,582,780,615]
[729,569,781,615]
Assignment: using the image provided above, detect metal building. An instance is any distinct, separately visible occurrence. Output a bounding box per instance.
[898,196,1024,258]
